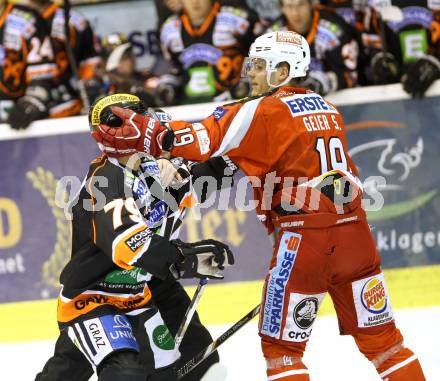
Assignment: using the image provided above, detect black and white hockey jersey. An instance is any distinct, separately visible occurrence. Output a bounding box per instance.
[57,155,235,325]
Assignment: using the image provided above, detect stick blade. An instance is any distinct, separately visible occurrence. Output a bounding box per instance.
[200,363,228,381]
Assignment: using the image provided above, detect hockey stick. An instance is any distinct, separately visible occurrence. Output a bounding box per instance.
[63,0,90,111]
[174,277,209,351]
[176,304,261,379]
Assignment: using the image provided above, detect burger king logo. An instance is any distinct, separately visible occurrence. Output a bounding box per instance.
[360,278,387,314]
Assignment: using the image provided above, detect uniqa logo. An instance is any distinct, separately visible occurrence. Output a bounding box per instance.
[113,315,131,329]
[360,278,387,314]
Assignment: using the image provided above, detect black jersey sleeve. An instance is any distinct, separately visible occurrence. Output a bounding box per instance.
[89,161,181,279]
[190,156,238,202]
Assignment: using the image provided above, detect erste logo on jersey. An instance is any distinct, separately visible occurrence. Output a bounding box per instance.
[282,94,338,118]
[428,0,440,10]
[352,273,394,328]
[260,232,301,339]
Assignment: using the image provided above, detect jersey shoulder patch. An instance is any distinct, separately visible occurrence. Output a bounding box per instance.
[54,8,88,32]
[161,14,181,33]
[217,6,250,37]
[318,9,348,36]
[6,7,36,40]
[219,5,249,19]
[160,15,182,49]
[316,16,343,50]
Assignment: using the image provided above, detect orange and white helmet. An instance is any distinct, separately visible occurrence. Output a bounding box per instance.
[242,31,311,87]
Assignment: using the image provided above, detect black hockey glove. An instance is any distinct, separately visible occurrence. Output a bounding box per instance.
[370,52,400,85]
[8,95,48,130]
[402,55,440,98]
[169,239,234,280]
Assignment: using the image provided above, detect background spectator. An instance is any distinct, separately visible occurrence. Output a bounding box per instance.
[362,0,440,97]
[159,0,261,105]
[13,0,103,119]
[1,1,58,129]
[268,0,360,95]
[101,32,159,106]
[154,0,183,30]
[36,0,103,116]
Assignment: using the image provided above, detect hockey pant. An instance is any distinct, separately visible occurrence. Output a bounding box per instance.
[69,307,178,380]
[35,277,218,381]
[259,208,425,381]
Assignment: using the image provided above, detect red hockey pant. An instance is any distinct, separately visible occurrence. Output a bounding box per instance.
[259,208,425,381]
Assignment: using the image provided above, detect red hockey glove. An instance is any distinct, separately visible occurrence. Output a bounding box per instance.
[93,106,169,157]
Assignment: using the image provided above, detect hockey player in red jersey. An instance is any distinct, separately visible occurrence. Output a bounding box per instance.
[94,31,427,381]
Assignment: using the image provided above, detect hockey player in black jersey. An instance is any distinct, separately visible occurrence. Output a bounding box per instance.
[35,94,236,381]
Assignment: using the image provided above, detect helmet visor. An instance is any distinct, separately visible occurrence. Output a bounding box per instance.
[241,57,267,78]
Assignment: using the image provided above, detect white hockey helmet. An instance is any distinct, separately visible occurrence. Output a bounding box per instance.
[242,31,311,88]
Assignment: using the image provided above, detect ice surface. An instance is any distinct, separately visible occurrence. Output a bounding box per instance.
[2,308,439,380]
